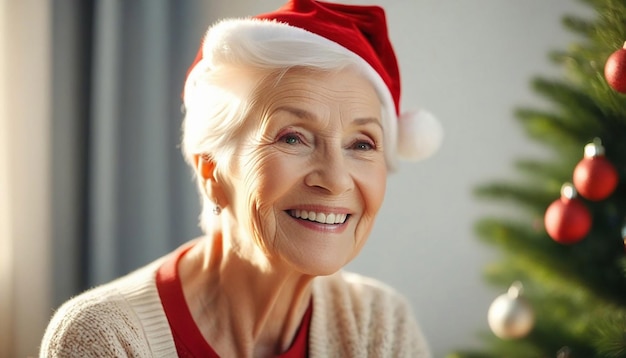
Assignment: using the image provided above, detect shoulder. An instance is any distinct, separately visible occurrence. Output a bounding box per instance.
[310,271,431,358]
[40,283,148,357]
[40,259,170,357]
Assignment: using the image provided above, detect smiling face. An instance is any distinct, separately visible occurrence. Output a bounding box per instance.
[217,67,387,275]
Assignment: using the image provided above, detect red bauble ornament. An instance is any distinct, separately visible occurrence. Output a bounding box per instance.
[573,138,618,201]
[605,42,626,93]
[544,184,591,244]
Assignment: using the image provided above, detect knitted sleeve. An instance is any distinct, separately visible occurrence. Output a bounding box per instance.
[39,289,152,358]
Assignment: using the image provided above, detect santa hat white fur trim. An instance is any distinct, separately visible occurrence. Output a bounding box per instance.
[188,18,443,169]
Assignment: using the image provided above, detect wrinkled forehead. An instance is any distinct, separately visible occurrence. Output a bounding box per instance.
[250,66,382,122]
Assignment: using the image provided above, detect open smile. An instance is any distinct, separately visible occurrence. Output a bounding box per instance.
[287,209,349,225]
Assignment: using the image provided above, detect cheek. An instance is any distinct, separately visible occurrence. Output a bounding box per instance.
[256,162,291,201]
[249,148,305,202]
[354,163,387,242]
[361,164,387,214]
[239,150,302,242]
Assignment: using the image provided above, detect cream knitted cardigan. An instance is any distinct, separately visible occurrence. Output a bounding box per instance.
[40,253,431,357]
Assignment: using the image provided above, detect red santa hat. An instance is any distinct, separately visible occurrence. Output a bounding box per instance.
[185,0,443,166]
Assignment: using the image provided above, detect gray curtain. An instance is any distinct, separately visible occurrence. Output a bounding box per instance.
[52,0,214,305]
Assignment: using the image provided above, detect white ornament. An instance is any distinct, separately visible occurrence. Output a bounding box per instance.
[487,281,535,339]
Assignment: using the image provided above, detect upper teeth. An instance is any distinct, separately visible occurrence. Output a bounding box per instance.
[291,210,348,224]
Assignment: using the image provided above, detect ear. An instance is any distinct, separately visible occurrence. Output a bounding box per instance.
[194,154,217,181]
[194,154,229,209]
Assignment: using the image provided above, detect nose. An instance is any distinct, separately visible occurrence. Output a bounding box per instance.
[304,147,353,195]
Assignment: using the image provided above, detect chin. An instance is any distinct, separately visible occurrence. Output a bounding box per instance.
[304,266,341,277]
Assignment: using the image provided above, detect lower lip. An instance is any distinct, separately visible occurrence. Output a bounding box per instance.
[290,216,350,234]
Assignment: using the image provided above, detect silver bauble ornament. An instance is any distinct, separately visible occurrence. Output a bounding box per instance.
[487,281,535,339]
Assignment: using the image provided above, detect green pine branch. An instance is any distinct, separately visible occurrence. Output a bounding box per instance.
[452,0,626,356]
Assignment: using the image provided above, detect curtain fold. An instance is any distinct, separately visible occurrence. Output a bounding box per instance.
[52,1,210,293]
[51,0,93,306]
[89,0,123,286]
[86,0,207,286]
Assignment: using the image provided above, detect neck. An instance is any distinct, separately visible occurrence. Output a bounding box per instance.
[179,234,314,358]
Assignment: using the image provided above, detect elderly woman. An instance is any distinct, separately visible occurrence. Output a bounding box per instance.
[40,0,442,357]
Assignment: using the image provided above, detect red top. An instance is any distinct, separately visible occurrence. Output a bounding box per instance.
[156,244,312,357]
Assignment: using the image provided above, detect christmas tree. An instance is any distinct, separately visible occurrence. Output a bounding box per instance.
[450,0,626,357]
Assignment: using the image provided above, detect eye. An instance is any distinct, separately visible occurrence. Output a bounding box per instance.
[351,140,376,151]
[279,132,303,145]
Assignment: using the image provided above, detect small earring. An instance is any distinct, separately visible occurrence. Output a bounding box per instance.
[210,193,221,215]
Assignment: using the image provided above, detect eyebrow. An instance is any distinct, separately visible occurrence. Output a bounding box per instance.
[275,106,383,130]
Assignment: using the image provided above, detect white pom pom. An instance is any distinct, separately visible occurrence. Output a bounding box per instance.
[397,110,443,161]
